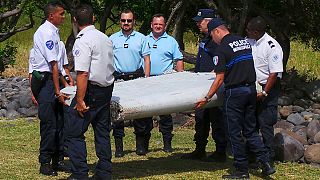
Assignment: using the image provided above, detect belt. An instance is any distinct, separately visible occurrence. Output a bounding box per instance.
[225,82,255,90]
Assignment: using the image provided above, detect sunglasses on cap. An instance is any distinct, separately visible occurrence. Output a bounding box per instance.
[120,19,133,23]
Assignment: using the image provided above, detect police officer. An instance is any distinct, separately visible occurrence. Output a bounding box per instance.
[29,1,67,176]
[64,4,114,180]
[246,16,283,165]
[145,13,184,152]
[109,9,151,157]
[181,9,227,162]
[195,18,275,178]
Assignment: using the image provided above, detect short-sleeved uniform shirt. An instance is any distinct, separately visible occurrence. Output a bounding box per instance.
[195,34,218,72]
[73,25,114,87]
[213,34,256,88]
[109,30,150,73]
[32,20,60,72]
[146,32,183,75]
[247,33,283,85]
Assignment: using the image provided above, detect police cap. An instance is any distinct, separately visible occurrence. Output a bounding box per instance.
[207,18,226,33]
[192,9,215,22]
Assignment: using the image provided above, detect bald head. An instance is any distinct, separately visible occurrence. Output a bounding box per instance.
[247,16,267,33]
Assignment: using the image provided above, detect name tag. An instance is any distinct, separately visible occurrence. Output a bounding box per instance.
[124,43,129,48]
[153,44,157,48]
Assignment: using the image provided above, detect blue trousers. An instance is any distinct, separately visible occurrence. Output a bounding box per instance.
[256,80,280,160]
[33,77,64,164]
[64,83,113,179]
[194,107,226,152]
[224,85,268,172]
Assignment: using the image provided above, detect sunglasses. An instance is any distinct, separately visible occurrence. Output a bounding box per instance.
[120,19,133,23]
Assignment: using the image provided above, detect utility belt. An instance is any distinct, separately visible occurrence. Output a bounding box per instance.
[31,71,52,99]
[113,67,144,81]
[225,82,255,90]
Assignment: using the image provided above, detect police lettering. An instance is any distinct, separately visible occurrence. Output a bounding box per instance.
[228,39,251,52]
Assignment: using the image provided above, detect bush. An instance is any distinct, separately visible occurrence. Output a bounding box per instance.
[0,42,17,74]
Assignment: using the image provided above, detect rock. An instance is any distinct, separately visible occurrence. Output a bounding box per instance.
[274,120,295,131]
[5,109,20,119]
[19,92,32,108]
[274,131,305,162]
[281,129,308,145]
[314,132,320,143]
[313,109,320,115]
[293,126,308,142]
[0,109,7,117]
[304,144,320,164]
[6,100,20,111]
[287,113,305,125]
[293,99,311,109]
[279,106,293,118]
[312,103,320,109]
[292,105,305,113]
[278,96,293,106]
[307,120,320,140]
[274,128,283,135]
[301,111,315,121]
[26,106,38,117]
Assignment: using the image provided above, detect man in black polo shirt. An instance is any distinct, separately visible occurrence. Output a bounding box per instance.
[195,18,275,179]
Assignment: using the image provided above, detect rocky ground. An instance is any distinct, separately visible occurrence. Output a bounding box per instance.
[1,69,320,165]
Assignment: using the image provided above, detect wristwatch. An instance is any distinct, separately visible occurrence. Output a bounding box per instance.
[204,95,211,102]
[262,90,268,97]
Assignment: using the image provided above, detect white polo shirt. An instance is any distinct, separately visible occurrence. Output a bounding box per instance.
[32,20,60,72]
[248,33,283,85]
[73,25,115,87]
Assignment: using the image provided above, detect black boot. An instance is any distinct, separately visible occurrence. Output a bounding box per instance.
[261,162,276,176]
[202,151,226,162]
[163,139,173,153]
[144,134,151,153]
[181,147,206,160]
[39,163,58,176]
[136,136,147,155]
[115,137,124,158]
[222,169,249,179]
[52,161,71,172]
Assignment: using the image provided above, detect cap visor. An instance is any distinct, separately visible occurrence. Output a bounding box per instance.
[192,16,203,21]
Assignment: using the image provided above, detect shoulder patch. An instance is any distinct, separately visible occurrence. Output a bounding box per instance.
[268,40,275,49]
[272,54,280,63]
[73,49,81,57]
[213,56,219,66]
[76,34,84,39]
[46,40,54,50]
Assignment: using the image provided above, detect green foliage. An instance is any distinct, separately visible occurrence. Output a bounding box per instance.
[0,42,17,74]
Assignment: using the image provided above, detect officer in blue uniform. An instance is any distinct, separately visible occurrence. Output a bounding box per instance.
[181,9,227,162]
[146,13,184,152]
[64,4,114,180]
[246,16,283,165]
[195,18,275,179]
[29,1,67,176]
[109,10,151,157]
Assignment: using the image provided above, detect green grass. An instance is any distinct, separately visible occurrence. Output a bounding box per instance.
[0,119,319,179]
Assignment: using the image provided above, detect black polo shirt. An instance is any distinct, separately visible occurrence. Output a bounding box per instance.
[195,34,218,72]
[214,34,256,88]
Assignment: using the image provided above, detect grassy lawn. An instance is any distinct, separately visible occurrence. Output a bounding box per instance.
[0,119,319,179]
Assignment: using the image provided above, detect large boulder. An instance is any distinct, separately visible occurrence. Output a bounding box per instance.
[292,105,305,113]
[304,144,320,164]
[307,120,320,140]
[314,132,320,143]
[293,126,308,142]
[278,96,293,106]
[281,129,308,145]
[279,106,293,118]
[287,113,305,125]
[274,121,294,131]
[19,91,33,108]
[274,131,304,162]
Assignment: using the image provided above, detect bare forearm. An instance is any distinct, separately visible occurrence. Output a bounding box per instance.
[50,62,60,95]
[76,71,88,103]
[264,73,277,93]
[206,73,224,98]
[175,60,184,72]
[143,55,150,77]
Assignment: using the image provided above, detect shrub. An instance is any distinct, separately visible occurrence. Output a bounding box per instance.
[0,42,17,75]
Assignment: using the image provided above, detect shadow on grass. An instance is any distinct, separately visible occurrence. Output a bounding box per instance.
[87,152,232,179]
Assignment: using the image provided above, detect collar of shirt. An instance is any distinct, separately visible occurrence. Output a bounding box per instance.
[77,25,95,38]
[256,32,267,46]
[148,32,168,40]
[119,30,137,37]
[44,20,59,34]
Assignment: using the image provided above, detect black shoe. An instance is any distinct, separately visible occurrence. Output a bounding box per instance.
[136,136,147,155]
[202,151,226,163]
[39,163,58,176]
[67,174,89,180]
[115,138,124,158]
[181,149,206,160]
[163,140,173,153]
[52,161,71,172]
[261,162,276,176]
[248,161,260,170]
[222,170,249,179]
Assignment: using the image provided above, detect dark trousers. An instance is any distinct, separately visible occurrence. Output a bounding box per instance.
[224,85,268,172]
[194,107,226,152]
[64,83,113,178]
[158,115,174,141]
[257,81,280,160]
[133,118,153,138]
[32,77,64,164]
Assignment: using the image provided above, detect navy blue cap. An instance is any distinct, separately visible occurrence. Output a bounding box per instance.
[192,9,215,21]
[207,18,226,33]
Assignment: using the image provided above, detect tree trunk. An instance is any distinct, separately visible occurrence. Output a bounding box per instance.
[172,1,187,50]
[99,0,115,33]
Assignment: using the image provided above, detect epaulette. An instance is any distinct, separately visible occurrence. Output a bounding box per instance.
[76,34,84,39]
[268,41,275,49]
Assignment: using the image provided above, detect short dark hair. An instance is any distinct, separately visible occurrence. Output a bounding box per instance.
[247,16,267,32]
[120,9,136,20]
[75,4,94,26]
[151,13,166,23]
[44,1,64,18]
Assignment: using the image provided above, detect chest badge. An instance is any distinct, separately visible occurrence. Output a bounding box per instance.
[124,43,129,48]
